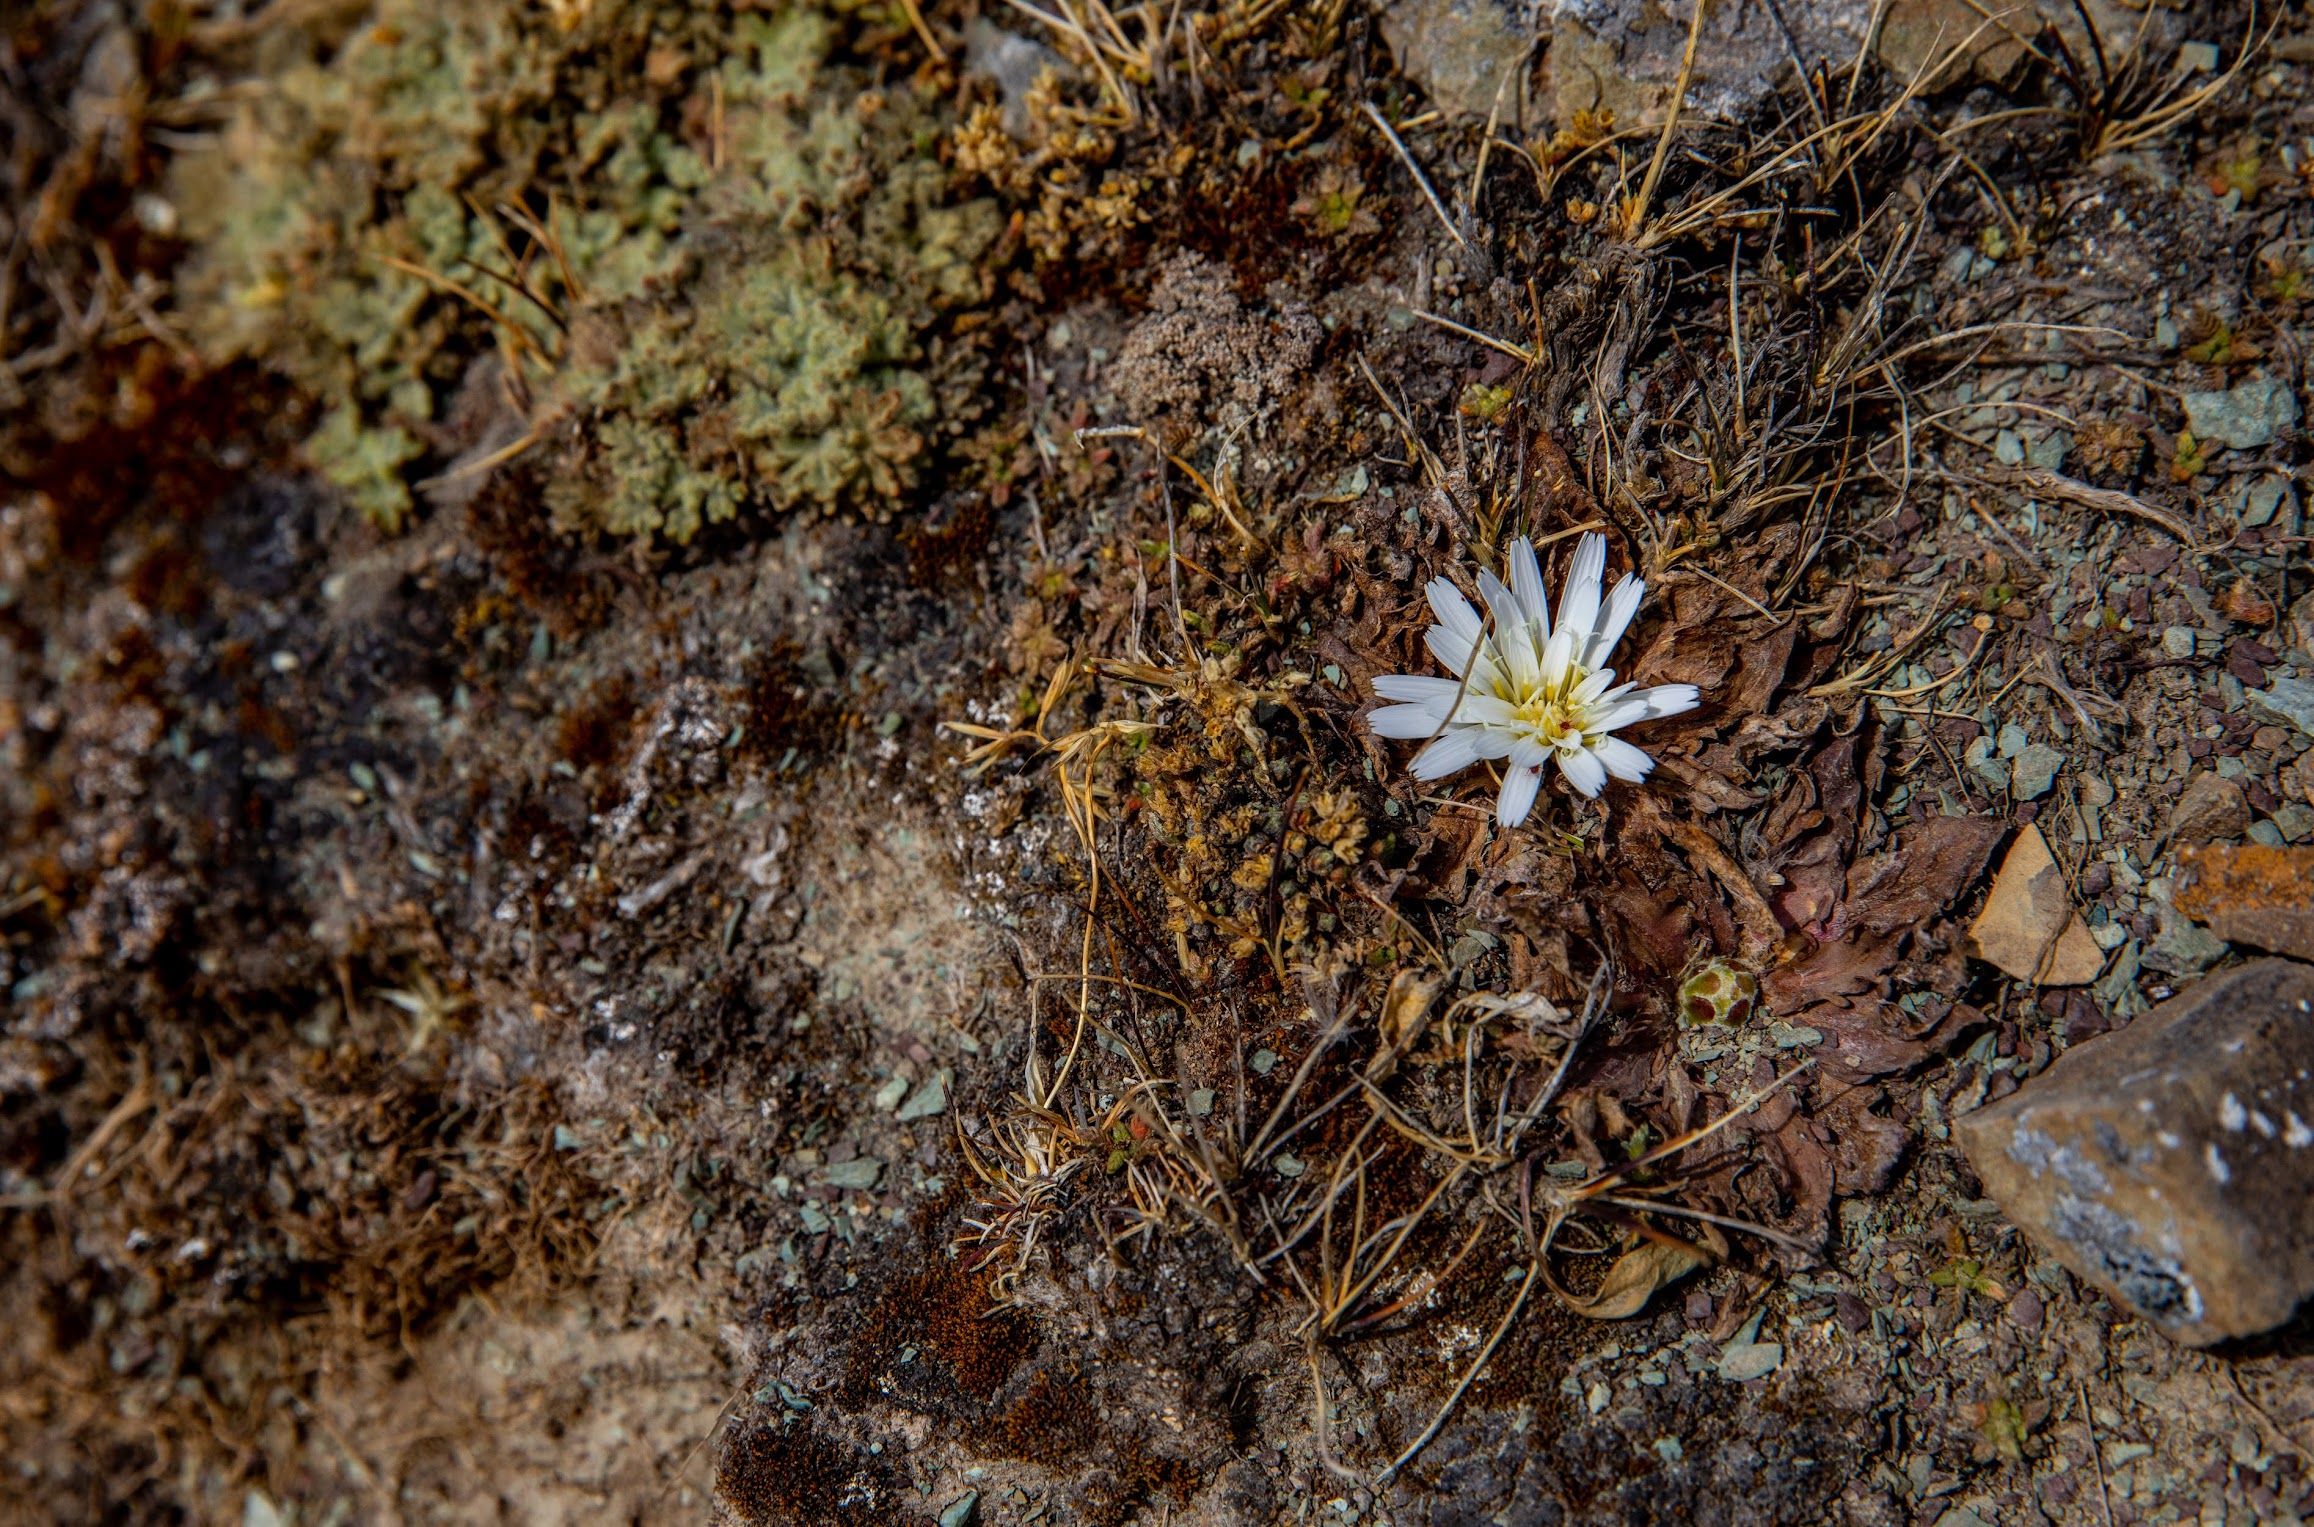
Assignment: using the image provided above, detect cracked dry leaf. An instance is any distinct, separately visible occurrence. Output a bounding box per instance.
[1558,1236,1712,1321]
[1967,824,2105,985]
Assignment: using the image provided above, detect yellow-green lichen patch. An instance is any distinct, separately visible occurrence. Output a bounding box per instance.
[170,0,1000,539]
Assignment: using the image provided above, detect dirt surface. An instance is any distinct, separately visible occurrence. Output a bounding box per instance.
[6,3,2314,1525]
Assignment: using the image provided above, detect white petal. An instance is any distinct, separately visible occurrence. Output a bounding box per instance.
[1426,624,1476,677]
[1478,570,1539,690]
[1453,693,1521,728]
[1585,697,1654,733]
[1497,764,1543,828]
[1582,574,1645,669]
[1410,726,1485,780]
[1368,702,1448,739]
[1592,735,1655,782]
[1539,626,1575,692]
[1572,666,1616,705]
[1631,682,1701,719]
[1426,579,1482,644]
[1555,744,1607,798]
[1507,537,1550,631]
[1554,533,1606,646]
[1373,675,1464,704]
[1505,736,1550,769]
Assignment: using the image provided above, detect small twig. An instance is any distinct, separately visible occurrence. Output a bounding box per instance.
[1679,565,1778,619]
[1964,492,2046,577]
[1623,0,1709,239]
[1380,1259,1540,1483]
[1977,464,2198,547]
[1461,38,1535,222]
[1410,307,1534,366]
[894,0,947,61]
[2080,1379,2116,1527]
[1362,101,1469,251]
[1867,624,1990,700]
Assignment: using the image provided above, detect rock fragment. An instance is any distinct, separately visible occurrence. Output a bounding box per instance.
[2010,743,2064,801]
[896,1072,949,1121]
[1954,959,2314,1344]
[2170,842,2314,962]
[1967,824,2105,985]
[2248,675,2314,738]
[2290,591,2314,660]
[2166,773,2249,846]
[2181,378,2300,452]
[1878,0,2179,88]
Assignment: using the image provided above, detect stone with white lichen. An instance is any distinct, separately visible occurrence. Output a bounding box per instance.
[1955,959,2314,1345]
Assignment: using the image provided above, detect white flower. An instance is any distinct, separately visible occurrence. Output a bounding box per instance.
[1365,533,1700,827]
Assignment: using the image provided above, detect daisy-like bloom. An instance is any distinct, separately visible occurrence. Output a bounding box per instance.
[1366,533,1700,827]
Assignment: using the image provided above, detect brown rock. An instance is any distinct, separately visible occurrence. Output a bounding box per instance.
[2171,842,2314,961]
[2166,772,2250,846]
[1967,824,2106,985]
[1955,959,2314,1345]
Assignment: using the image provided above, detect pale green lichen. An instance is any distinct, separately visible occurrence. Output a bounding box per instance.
[304,406,425,534]
[171,0,999,539]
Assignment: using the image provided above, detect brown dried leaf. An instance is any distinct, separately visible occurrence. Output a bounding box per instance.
[1820,1084,1909,1196]
[1663,816,1782,965]
[1651,754,1766,814]
[1369,967,1446,1080]
[1632,621,1737,700]
[1805,1001,1936,1077]
[1600,876,1701,976]
[1839,814,2007,935]
[1761,933,1898,1013]
[1558,1236,1713,1321]
[1722,621,1800,720]
[1763,814,2003,1013]
[1522,427,1605,527]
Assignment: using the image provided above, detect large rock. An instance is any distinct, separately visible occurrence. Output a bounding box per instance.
[1549,0,1872,127]
[1877,0,2181,91]
[1381,0,1531,119]
[1535,0,2185,133]
[1955,959,2314,1345]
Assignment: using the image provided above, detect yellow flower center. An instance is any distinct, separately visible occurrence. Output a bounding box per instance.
[1502,663,1592,751]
